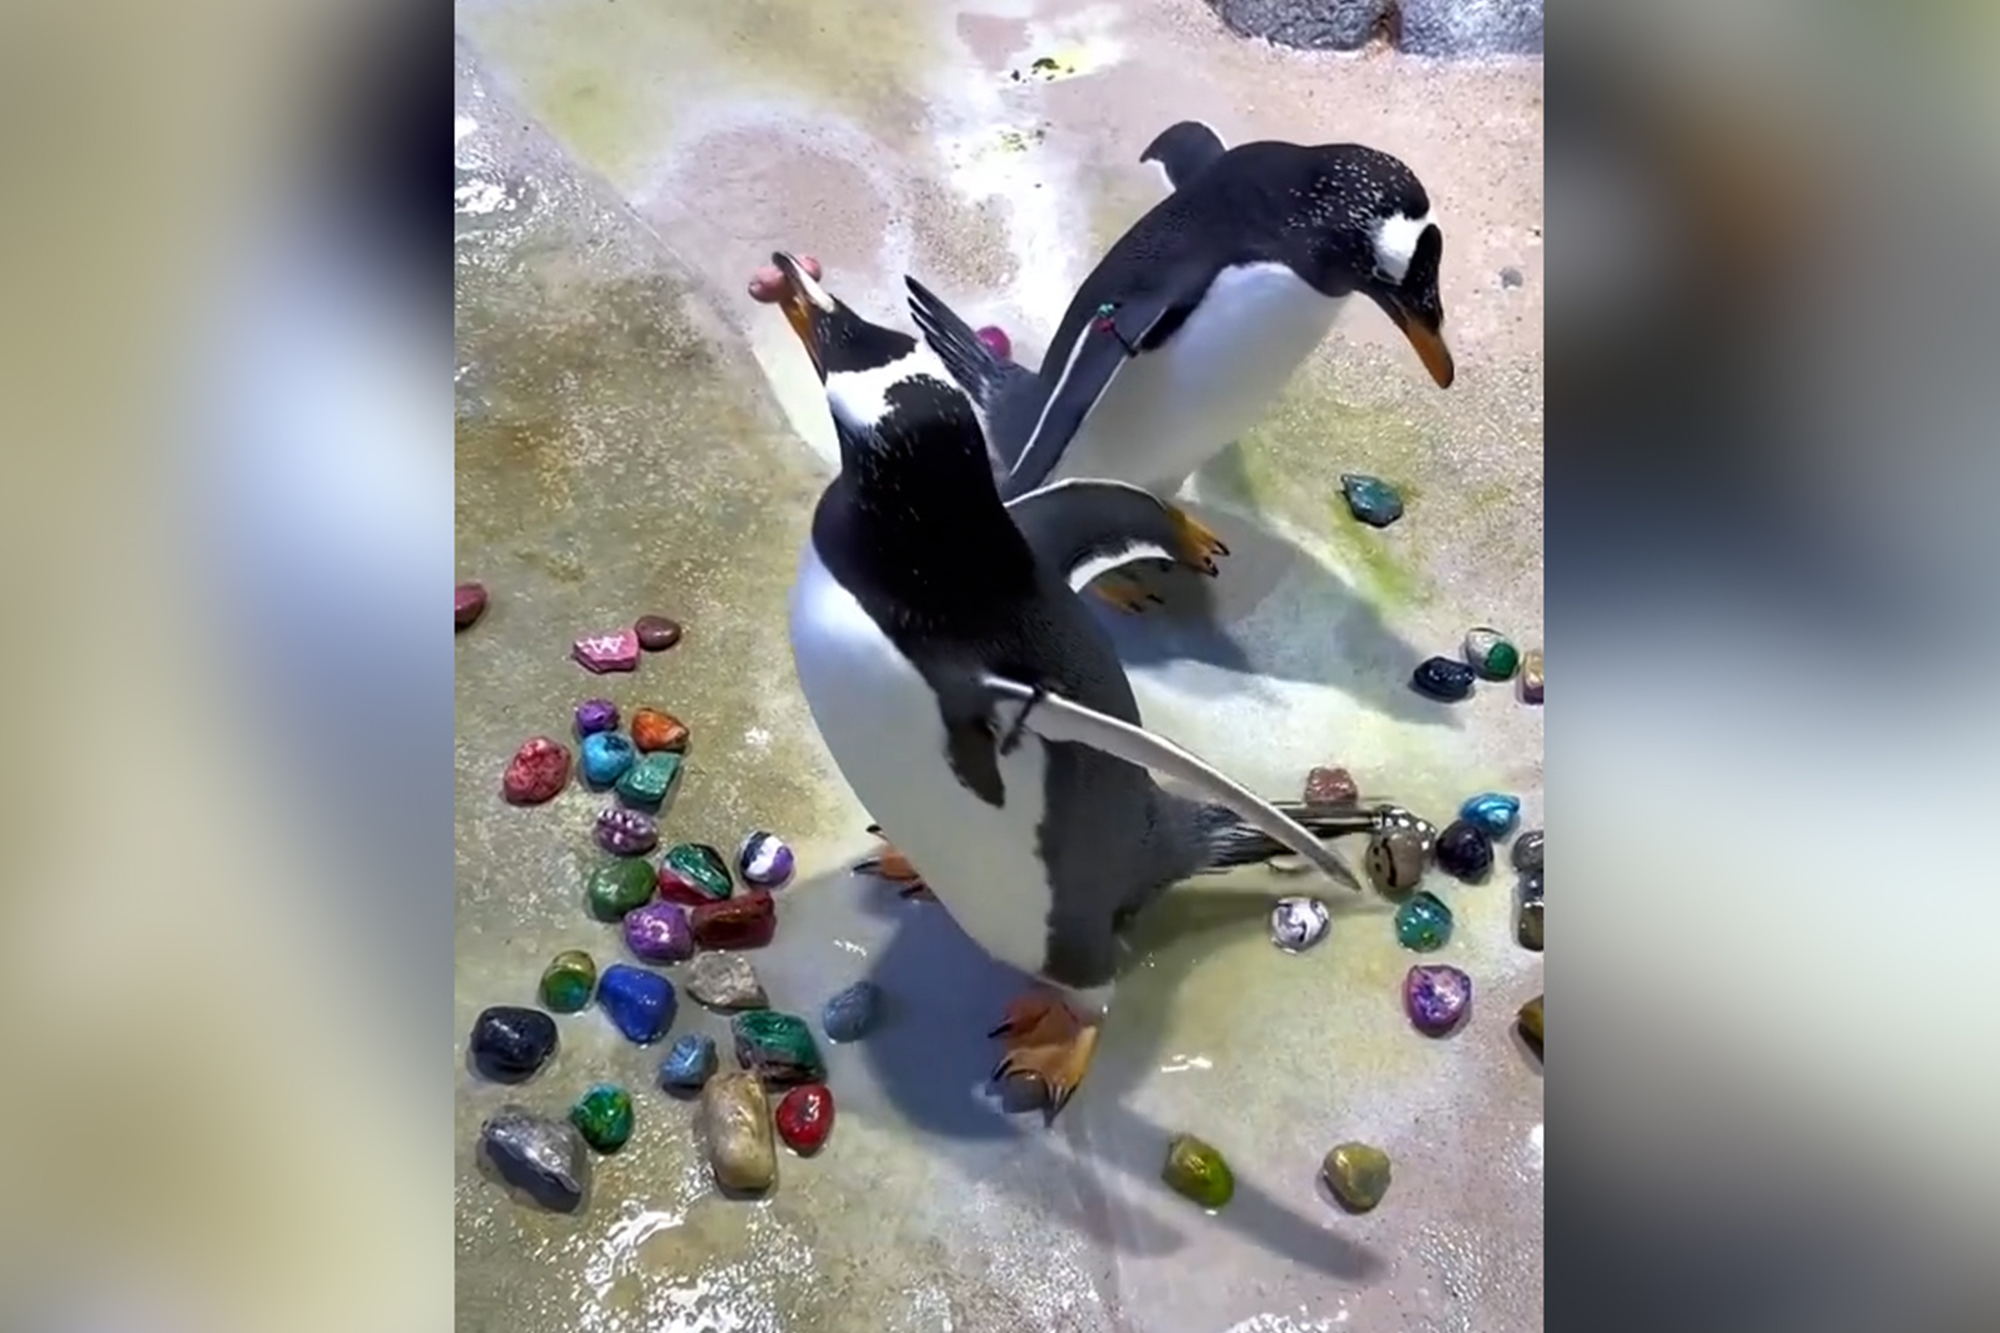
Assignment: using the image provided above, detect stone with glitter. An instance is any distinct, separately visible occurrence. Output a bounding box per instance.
[622,901,695,964]
[821,980,882,1041]
[500,736,570,805]
[614,752,682,809]
[579,732,636,787]
[732,1009,824,1083]
[630,707,690,754]
[569,1083,634,1154]
[686,952,768,1009]
[572,629,640,674]
[594,805,659,857]
[1412,655,1476,702]
[586,858,656,920]
[1269,896,1331,951]
[691,890,776,950]
[658,1033,718,1092]
[1462,626,1521,680]
[1302,765,1360,806]
[596,964,676,1045]
[700,1071,776,1193]
[455,582,488,631]
[1433,819,1494,883]
[1403,964,1473,1035]
[478,1105,588,1212]
[736,831,795,889]
[1520,649,1544,704]
[469,1006,559,1083]
[1393,890,1453,951]
[539,950,597,1013]
[1459,791,1521,839]
[573,698,619,736]
[657,842,733,905]
[775,1083,836,1155]
[1339,473,1404,528]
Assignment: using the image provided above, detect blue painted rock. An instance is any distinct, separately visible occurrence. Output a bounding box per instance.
[1339,473,1405,527]
[579,732,637,787]
[1459,792,1520,838]
[594,805,659,857]
[596,964,676,1044]
[574,698,619,736]
[658,1033,718,1092]
[1433,819,1493,882]
[821,980,883,1042]
[622,901,694,964]
[478,1105,588,1212]
[1394,891,1453,951]
[1411,656,1476,702]
[737,831,795,889]
[469,1006,558,1083]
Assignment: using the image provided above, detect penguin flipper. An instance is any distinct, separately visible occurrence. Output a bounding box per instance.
[977,673,1364,891]
[1004,478,1229,594]
[1139,120,1228,192]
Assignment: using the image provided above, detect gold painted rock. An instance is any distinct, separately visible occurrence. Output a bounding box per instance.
[699,1070,776,1194]
[1322,1141,1392,1213]
[1160,1133,1235,1209]
[1518,994,1544,1053]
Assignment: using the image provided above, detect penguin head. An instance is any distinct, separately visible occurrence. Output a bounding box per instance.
[1298,146,1456,389]
[769,251,918,387]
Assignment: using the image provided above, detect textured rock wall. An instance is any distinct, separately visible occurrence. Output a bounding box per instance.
[1207,0,1543,57]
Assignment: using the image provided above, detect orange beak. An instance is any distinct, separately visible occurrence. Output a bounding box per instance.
[771,251,826,379]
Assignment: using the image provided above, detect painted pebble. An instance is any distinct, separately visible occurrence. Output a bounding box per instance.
[538,950,597,1013]
[634,615,682,652]
[478,1105,588,1212]
[775,1083,836,1155]
[573,698,619,736]
[573,628,640,674]
[1517,871,1544,951]
[1376,805,1437,852]
[821,980,883,1041]
[732,1010,825,1084]
[1520,649,1544,704]
[1161,1133,1235,1209]
[501,737,571,805]
[700,1071,777,1193]
[469,1006,559,1083]
[1512,828,1544,874]
[1322,1141,1392,1213]
[686,952,769,1009]
[1269,896,1331,952]
[1404,964,1473,1035]
[586,858,657,921]
[657,842,733,905]
[1366,828,1429,896]
[630,707,691,754]
[1393,891,1454,952]
[1339,473,1405,528]
[1302,765,1360,806]
[455,582,488,631]
[594,805,659,857]
[1433,819,1494,883]
[622,901,696,964]
[974,325,1012,360]
[596,964,677,1045]
[737,831,796,889]
[1462,626,1521,680]
[569,1083,635,1153]
[615,752,683,809]
[658,1033,719,1092]
[1412,656,1477,702]
[579,732,636,787]
[1518,994,1544,1051]
[1459,792,1521,839]
[692,891,777,950]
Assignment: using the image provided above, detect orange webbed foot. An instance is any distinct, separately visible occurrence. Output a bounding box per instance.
[989,991,1102,1123]
[855,825,934,899]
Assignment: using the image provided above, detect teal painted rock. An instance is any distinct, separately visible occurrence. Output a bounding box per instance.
[586,858,656,921]
[539,950,597,1013]
[579,732,637,787]
[1462,626,1520,680]
[657,842,733,905]
[1459,792,1521,838]
[732,1010,824,1084]
[569,1083,634,1153]
[1339,473,1405,528]
[1393,890,1454,951]
[615,752,682,808]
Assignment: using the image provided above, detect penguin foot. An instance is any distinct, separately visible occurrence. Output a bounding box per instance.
[989,992,1102,1123]
[1090,574,1166,615]
[1165,504,1230,576]
[855,826,933,899]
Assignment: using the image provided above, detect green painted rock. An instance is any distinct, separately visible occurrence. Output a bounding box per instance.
[731,1009,824,1083]
[1161,1133,1235,1209]
[539,949,597,1013]
[657,842,733,905]
[1322,1141,1392,1212]
[569,1083,634,1153]
[1463,625,1520,680]
[615,752,683,808]
[586,858,656,921]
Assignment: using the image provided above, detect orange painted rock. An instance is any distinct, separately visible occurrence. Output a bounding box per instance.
[691,890,776,950]
[774,1083,834,1155]
[502,737,571,805]
[630,707,690,754]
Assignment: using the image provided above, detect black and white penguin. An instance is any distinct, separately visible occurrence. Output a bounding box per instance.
[770,252,1373,1117]
[907,123,1456,500]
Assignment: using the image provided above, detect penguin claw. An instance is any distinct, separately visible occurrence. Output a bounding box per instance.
[1166,504,1230,577]
[989,994,1101,1122]
[855,833,934,898]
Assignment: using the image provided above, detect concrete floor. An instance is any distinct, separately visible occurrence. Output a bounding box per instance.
[454,4,1543,1330]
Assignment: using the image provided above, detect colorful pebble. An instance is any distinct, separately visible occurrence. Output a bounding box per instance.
[974,325,1012,360]
[630,707,691,754]
[1322,1141,1392,1212]
[594,805,660,857]
[1459,792,1521,838]
[633,615,682,651]
[658,1033,719,1092]
[501,737,571,805]
[1393,890,1454,951]
[574,698,619,736]
[821,980,883,1041]
[622,901,696,964]
[1269,896,1331,951]
[478,1105,588,1212]
[579,732,636,786]
[691,890,777,950]
[686,952,769,1009]
[469,1006,559,1083]
[573,629,641,674]
[569,1083,635,1153]
[737,831,796,889]
[1520,650,1544,704]
[1365,828,1428,895]
[1412,656,1477,702]
[1302,765,1360,806]
[1376,805,1437,852]
[596,964,677,1044]
[1462,626,1520,680]
[732,1010,825,1083]
[1512,828,1544,873]
[455,582,488,631]
[585,858,657,921]
[1433,819,1494,883]
[1403,964,1473,1035]
[615,752,682,809]
[1518,994,1544,1052]
[1517,871,1544,951]
[700,1071,777,1193]
[657,842,733,905]
[1339,473,1405,528]
[1161,1133,1235,1209]
[538,950,597,1013]
[774,1083,836,1155]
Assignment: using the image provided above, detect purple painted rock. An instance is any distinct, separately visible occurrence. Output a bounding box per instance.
[975,325,1012,361]
[573,629,641,674]
[594,806,659,857]
[736,831,795,889]
[622,901,695,964]
[455,582,488,631]
[1403,964,1473,1036]
[574,699,619,736]
[634,615,683,652]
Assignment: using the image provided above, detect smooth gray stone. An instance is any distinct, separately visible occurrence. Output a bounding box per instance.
[478,1105,589,1212]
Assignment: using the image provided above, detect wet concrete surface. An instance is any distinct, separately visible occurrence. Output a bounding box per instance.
[455,6,1542,1331]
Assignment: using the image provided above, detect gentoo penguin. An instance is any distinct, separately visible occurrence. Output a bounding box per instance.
[906,125,1456,501]
[770,252,1373,1117]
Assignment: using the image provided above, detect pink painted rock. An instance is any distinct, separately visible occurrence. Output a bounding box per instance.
[1302,765,1360,806]
[573,629,640,674]
[975,325,1012,361]
[501,737,571,805]
[455,582,487,631]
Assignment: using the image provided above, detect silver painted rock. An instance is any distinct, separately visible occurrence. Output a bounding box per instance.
[685,952,768,1010]
[477,1105,589,1212]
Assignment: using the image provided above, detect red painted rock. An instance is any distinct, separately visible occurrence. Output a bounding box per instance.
[572,629,640,674]
[455,582,488,630]
[1302,765,1359,806]
[634,615,683,652]
[691,890,776,950]
[631,707,690,754]
[974,325,1012,361]
[502,737,571,805]
[774,1083,834,1154]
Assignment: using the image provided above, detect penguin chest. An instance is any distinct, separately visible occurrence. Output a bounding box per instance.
[1055,262,1341,492]
[788,544,1060,979]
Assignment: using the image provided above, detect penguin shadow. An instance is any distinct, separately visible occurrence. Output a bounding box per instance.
[844,864,1389,1281]
[1081,447,1458,731]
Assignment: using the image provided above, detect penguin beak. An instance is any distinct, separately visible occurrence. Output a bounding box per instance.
[1376,293,1457,389]
[772,251,834,381]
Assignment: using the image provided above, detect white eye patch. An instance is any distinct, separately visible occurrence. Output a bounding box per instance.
[1372,211,1434,284]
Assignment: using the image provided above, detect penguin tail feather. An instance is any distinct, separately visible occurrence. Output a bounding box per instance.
[904,274,1012,412]
[1197,800,1376,871]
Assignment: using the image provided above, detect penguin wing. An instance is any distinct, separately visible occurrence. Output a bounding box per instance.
[978,673,1362,889]
[1139,120,1228,192]
[1004,282,1206,492]
[1003,479,1196,593]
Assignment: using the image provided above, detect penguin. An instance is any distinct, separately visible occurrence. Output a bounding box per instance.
[906,125,1456,502]
[769,252,1374,1118]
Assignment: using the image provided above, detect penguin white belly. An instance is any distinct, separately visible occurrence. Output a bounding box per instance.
[788,542,1060,980]
[1052,262,1342,493]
